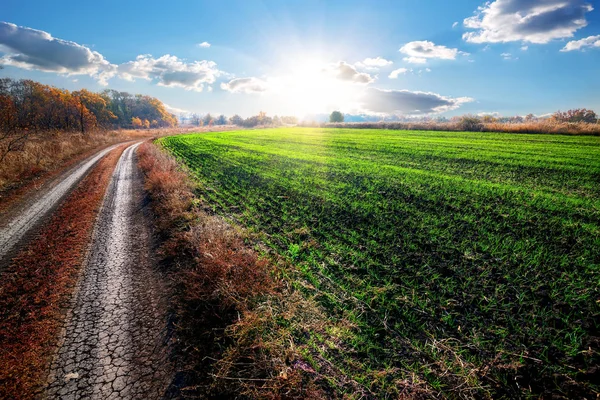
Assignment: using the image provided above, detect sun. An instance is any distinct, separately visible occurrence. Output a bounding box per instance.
[269,57,362,118]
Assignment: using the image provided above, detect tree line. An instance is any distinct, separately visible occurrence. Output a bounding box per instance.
[183,111,298,127]
[0,78,178,135]
[328,109,598,125]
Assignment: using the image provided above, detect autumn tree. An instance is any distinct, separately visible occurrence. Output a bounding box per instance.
[72,89,116,133]
[552,109,598,123]
[131,117,143,129]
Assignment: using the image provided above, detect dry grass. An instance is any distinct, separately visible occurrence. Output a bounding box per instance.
[137,143,341,399]
[0,131,119,192]
[0,125,235,196]
[320,120,600,135]
[0,144,126,399]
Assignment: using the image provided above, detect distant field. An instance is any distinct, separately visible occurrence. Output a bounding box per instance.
[159,128,600,398]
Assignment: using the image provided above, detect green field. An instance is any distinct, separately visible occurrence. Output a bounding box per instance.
[159,128,600,398]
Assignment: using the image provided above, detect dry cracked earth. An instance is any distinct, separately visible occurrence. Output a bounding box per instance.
[0,143,174,399]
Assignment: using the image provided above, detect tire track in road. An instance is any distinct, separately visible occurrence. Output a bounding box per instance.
[0,145,118,264]
[46,142,173,399]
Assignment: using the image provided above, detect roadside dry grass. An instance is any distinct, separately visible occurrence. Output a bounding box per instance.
[0,144,126,399]
[137,143,356,399]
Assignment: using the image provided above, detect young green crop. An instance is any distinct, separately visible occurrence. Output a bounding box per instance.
[159,127,600,398]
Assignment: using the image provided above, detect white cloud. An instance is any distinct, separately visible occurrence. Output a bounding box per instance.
[521,45,529,51]
[362,87,474,115]
[361,56,393,68]
[220,77,269,93]
[403,56,427,64]
[399,41,460,64]
[164,103,190,114]
[0,21,116,85]
[501,52,512,59]
[452,21,459,28]
[197,41,211,48]
[463,0,594,44]
[477,111,501,117]
[118,54,222,91]
[328,61,375,84]
[388,68,408,79]
[561,35,600,52]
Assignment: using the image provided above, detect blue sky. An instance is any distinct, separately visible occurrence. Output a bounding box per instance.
[1,0,599,118]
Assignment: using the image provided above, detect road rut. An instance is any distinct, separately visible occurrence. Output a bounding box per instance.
[0,145,118,263]
[46,142,172,399]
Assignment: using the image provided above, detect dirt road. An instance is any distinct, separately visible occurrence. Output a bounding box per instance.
[45,143,173,399]
[0,145,118,264]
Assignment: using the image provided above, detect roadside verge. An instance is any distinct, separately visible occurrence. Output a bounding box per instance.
[138,142,341,399]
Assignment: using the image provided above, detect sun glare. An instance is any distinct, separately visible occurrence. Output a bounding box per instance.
[270,57,362,118]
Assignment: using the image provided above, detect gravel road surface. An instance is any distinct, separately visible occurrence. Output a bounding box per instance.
[45,143,173,399]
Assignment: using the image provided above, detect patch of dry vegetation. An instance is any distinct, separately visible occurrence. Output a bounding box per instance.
[0,144,126,399]
[138,143,366,399]
[321,120,600,135]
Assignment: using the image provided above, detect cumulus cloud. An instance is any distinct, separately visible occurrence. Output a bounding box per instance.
[521,45,529,51]
[361,88,473,115]
[220,77,269,93]
[561,35,600,51]
[359,56,393,69]
[328,61,374,84]
[197,41,211,48]
[463,0,594,44]
[388,68,409,79]
[0,21,116,85]
[118,54,222,91]
[399,41,460,64]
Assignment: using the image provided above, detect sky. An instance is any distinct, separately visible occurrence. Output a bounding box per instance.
[1,0,599,119]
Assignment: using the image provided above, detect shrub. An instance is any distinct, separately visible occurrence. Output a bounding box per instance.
[458,115,483,131]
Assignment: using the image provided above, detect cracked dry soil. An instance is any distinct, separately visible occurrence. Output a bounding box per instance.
[46,143,173,399]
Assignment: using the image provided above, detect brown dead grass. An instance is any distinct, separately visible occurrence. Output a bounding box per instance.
[0,131,121,193]
[137,143,333,399]
[0,144,127,399]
